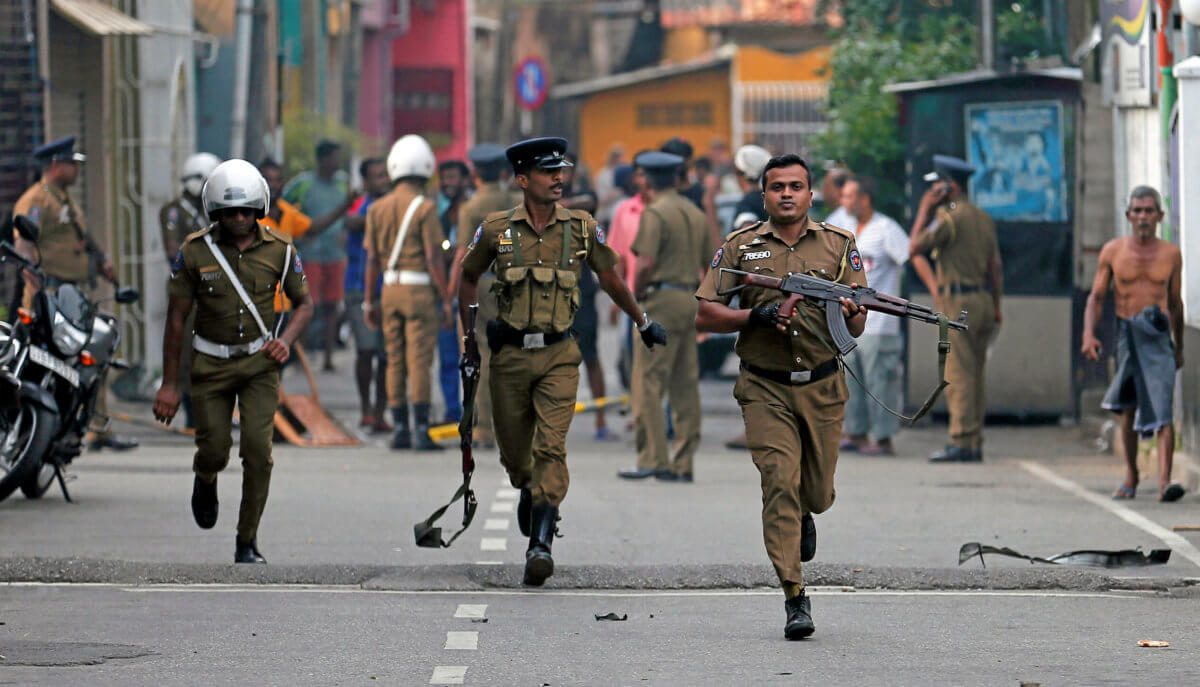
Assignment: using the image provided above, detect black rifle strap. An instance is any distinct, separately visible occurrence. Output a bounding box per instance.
[840,312,952,426]
[413,482,476,548]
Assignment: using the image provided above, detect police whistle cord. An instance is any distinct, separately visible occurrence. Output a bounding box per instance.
[414,304,480,549]
[718,267,964,426]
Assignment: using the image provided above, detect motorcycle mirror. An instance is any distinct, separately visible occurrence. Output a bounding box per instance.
[114,286,140,304]
[13,214,40,242]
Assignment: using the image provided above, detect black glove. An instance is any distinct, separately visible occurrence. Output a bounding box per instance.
[639,318,668,349]
[749,302,782,329]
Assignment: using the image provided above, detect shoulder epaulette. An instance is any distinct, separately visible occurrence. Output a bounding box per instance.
[263,224,294,244]
[818,221,854,239]
[724,221,763,242]
[182,224,215,243]
[482,209,513,228]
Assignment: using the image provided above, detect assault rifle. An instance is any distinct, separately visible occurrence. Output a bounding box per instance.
[716,268,968,423]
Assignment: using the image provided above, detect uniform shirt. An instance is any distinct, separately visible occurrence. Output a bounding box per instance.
[159,193,207,263]
[912,199,998,287]
[363,185,442,274]
[696,218,868,372]
[833,211,909,336]
[632,189,712,288]
[168,222,309,345]
[607,194,645,291]
[260,199,313,312]
[282,170,348,263]
[461,203,619,331]
[13,181,94,282]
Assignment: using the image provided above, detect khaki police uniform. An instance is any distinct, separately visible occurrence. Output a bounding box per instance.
[458,182,522,442]
[364,185,443,408]
[461,203,619,506]
[913,200,997,451]
[697,218,867,588]
[168,222,308,544]
[160,194,208,394]
[630,189,711,475]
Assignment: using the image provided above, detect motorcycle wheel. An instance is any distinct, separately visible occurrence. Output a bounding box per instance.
[0,405,55,502]
[20,460,56,499]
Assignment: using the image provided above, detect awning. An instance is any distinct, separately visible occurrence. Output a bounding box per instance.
[51,0,153,37]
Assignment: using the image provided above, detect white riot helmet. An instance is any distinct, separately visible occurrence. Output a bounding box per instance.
[386,134,435,182]
[734,144,771,182]
[182,152,222,196]
[201,159,269,220]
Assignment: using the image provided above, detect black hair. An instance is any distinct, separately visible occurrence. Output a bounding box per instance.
[359,156,385,179]
[315,139,341,160]
[761,154,812,191]
[660,137,693,161]
[846,174,876,202]
[439,159,470,178]
[258,157,281,173]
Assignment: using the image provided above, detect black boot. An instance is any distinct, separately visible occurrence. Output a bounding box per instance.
[517,486,532,537]
[413,403,444,451]
[523,503,558,586]
[800,513,816,562]
[928,445,982,463]
[784,591,815,639]
[191,475,218,529]
[390,406,411,450]
[234,538,267,564]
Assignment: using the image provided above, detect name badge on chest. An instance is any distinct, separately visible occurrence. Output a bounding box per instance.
[200,265,223,282]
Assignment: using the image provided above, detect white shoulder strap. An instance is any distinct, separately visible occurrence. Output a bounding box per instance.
[203,232,272,339]
[276,242,292,338]
[386,195,426,272]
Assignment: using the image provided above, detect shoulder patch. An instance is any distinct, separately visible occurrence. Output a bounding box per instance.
[711,247,724,269]
[294,252,304,274]
[595,225,606,245]
[171,249,185,273]
[470,225,482,247]
[849,249,863,272]
[167,207,180,223]
[28,206,39,224]
[820,221,854,239]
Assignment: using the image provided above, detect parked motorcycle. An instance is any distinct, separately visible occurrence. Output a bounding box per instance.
[0,215,139,502]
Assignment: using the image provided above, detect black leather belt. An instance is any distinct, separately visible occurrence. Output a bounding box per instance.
[742,358,840,386]
[941,283,984,295]
[486,320,573,352]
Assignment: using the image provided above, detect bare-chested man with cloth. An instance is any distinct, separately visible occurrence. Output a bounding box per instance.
[1082,186,1185,503]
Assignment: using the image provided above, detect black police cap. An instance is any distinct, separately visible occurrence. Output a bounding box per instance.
[468,143,507,167]
[32,136,86,164]
[924,154,975,184]
[506,137,574,172]
[634,151,684,173]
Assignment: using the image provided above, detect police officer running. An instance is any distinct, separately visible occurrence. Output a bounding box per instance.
[617,151,710,482]
[13,136,137,451]
[696,154,867,639]
[909,155,1002,463]
[458,137,667,586]
[154,159,313,564]
[363,135,452,451]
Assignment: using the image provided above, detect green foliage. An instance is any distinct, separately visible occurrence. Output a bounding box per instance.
[281,110,370,178]
[818,0,977,39]
[996,1,1057,62]
[813,14,977,217]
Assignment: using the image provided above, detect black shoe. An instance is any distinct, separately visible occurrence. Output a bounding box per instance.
[523,503,558,586]
[784,592,815,639]
[654,472,694,483]
[801,513,816,562]
[89,434,139,452]
[390,406,411,450]
[928,445,982,463]
[191,476,218,529]
[413,403,444,452]
[517,486,532,537]
[234,538,267,564]
[617,467,669,480]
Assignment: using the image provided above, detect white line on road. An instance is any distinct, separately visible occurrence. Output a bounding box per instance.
[444,631,478,650]
[430,666,467,684]
[495,488,518,500]
[454,604,487,619]
[483,518,508,530]
[474,560,504,565]
[490,501,513,514]
[1020,460,1200,570]
[480,538,508,551]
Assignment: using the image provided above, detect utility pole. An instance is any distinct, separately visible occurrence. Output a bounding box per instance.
[980,0,994,70]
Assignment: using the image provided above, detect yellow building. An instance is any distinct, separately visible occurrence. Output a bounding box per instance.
[551,44,831,173]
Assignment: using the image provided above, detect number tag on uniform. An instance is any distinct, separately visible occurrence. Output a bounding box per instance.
[742,250,771,261]
[498,243,513,254]
[200,265,222,282]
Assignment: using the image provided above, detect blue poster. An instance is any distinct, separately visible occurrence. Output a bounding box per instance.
[965,101,1067,223]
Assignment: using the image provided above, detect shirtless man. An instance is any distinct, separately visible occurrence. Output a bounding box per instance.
[1081,186,1185,502]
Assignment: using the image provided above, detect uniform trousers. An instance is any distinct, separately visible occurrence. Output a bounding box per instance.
[380,283,437,407]
[631,289,701,474]
[489,337,581,507]
[735,369,847,586]
[941,291,994,450]
[190,351,280,543]
[843,333,903,442]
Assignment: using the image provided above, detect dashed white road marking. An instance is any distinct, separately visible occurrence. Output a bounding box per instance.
[480,538,508,551]
[454,604,487,619]
[430,665,467,684]
[490,501,514,514]
[483,518,508,531]
[495,488,518,500]
[1020,460,1200,570]
[444,631,478,650]
[474,560,503,565]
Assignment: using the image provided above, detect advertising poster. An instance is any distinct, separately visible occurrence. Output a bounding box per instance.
[965,101,1068,223]
[1100,0,1153,106]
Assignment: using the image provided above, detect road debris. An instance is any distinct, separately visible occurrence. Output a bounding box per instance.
[958,543,1170,568]
[1171,525,1200,532]
[1137,640,1170,648]
[594,613,628,621]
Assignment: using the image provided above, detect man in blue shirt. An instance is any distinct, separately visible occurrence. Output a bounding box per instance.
[344,157,392,432]
[435,159,470,423]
